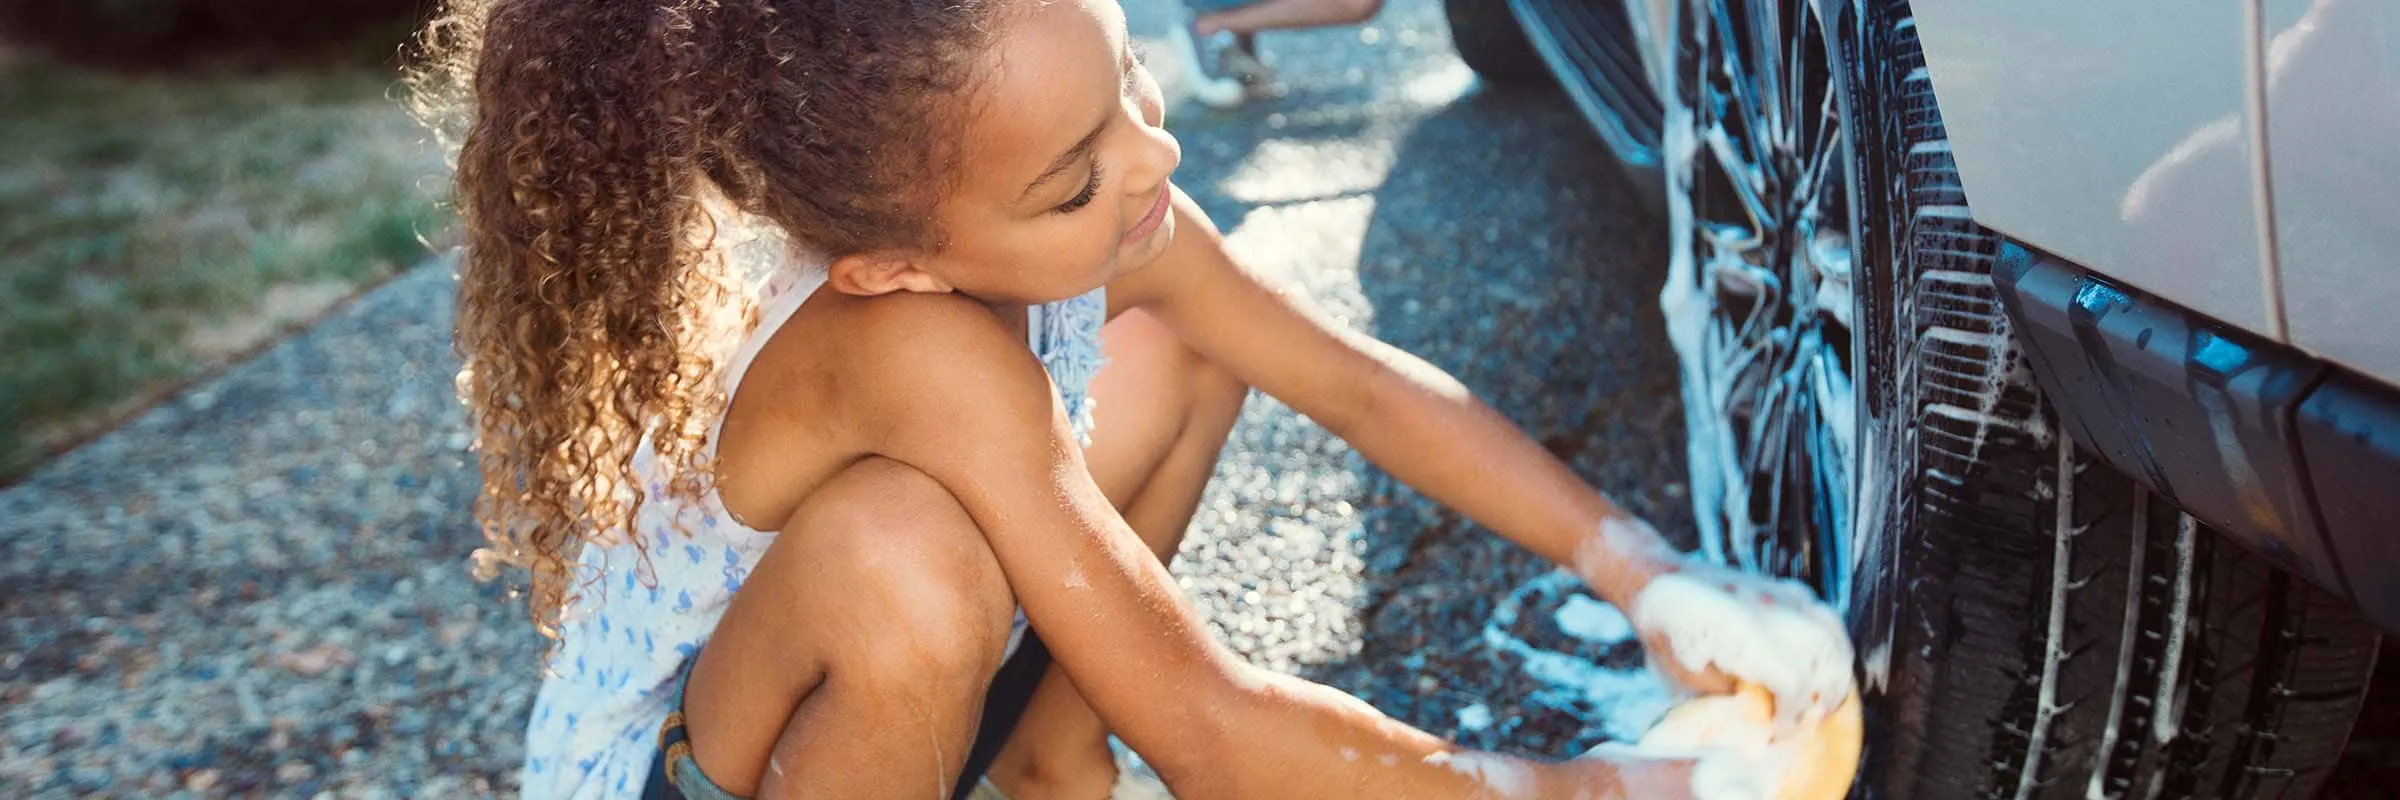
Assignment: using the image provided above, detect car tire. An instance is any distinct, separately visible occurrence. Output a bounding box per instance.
[1654,0,2386,797]
[1843,3,2384,798]
[1441,0,1552,89]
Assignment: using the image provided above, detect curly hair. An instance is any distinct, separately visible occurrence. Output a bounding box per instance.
[406,0,1000,639]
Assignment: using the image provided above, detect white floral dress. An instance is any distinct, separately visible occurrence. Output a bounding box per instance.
[518,266,1108,800]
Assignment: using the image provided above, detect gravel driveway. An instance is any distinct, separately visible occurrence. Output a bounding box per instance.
[0,0,1691,795]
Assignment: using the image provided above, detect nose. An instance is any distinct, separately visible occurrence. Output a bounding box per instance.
[1127,120,1181,197]
[1124,67,1179,192]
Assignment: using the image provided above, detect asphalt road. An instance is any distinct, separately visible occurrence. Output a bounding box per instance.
[1125,0,1692,757]
[0,0,1697,793]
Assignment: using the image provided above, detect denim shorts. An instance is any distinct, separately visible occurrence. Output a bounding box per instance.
[642,631,1055,800]
[644,698,739,800]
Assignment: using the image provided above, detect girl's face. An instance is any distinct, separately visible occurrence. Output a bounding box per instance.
[913,0,1181,305]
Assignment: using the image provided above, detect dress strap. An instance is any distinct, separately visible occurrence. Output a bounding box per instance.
[1026,287,1108,445]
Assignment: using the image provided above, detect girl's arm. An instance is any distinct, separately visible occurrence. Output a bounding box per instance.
[848,291,1684,799]
[1111,190,1676,607]
[1114,190,1852,720]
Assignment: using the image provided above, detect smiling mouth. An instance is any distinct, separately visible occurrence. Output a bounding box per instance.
[1121,184,1170,245]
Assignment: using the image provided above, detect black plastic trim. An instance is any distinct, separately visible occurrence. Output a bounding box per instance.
[2296,369,2400,632]
[1993,240,2400,632]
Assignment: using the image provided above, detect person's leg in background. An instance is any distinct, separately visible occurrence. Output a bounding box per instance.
[1196,0,1385,37]
[981,309,1250,798]
[1169,0,1387,108]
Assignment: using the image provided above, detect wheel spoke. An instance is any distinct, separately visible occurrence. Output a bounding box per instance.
[1808,347,1855,599]
[1785,0,1807,153]
[1795,88,1842,214]
[1712,5,1778,199]
[1665,0,1863,597]
[1753,0,1784,148]
[1705,129,1779,241]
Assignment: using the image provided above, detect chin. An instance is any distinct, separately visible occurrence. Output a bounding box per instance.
[1114,219,1176,277]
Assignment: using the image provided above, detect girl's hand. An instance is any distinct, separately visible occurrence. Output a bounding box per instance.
[1634,682,1868,800]
[1625,557,1856,733]
[1577,516,1854,732]
[1558,743,1702,799]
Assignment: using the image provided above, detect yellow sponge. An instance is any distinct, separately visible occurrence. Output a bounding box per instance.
[1639,683,1863,800]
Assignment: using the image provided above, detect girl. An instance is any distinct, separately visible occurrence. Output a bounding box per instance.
[413,0,1856,797]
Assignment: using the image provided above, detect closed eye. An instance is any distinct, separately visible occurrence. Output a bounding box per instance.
[1054,161,1103,214]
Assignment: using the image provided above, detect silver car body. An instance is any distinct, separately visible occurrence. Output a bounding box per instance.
[1899,0,2399,382]
[1616,0,2398,382]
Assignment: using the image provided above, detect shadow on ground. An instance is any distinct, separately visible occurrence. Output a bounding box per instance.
[1283,82,1690,758]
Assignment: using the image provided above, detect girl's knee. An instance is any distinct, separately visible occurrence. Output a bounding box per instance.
[1110,308,1247,412]
[789,459,1017,682]
[1159,331,1246,441]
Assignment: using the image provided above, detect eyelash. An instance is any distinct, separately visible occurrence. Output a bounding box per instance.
[1051,45,1138,216]
[1056,161,1103,214]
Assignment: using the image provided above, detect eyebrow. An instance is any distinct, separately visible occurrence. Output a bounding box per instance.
[1019,119,1108,203]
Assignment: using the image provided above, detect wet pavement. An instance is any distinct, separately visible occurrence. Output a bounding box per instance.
[0,0,1696,794]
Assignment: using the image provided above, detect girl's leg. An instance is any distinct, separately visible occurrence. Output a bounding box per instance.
[985,309,1249,798]
[682,457,1020,799]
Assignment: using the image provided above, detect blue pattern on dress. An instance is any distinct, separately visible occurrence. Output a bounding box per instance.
[1030,288,1109,446]
[520,281,1108,799]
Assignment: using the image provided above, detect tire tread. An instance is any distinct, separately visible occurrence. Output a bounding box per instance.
[1852,2,2380,799]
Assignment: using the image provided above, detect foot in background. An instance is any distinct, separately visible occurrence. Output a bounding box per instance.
[1169,18,1264,109]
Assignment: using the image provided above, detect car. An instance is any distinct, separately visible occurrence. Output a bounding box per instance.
[1442,0,2400,796]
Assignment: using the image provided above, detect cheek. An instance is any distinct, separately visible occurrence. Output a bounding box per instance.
[1016,217,1122,296]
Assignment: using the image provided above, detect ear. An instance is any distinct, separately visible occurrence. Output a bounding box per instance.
[826,250,954,297]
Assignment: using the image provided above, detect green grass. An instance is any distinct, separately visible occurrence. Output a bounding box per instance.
[0,58,449,478]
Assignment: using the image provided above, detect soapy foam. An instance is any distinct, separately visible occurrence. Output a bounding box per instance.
[1425,752,1536,800]
[1630,572,1854,727]
[1555,595,1635,645]
[2084,496,2151,799]
[1585,741,1779,800]
[1483,570,1678,740]
[1658,94,1730,568]
[2011,439,2079,800]
[2152,515,2198,744]
[1689,752,1779,800]
[1688,747,1786,800]
[1636,682,1862,800]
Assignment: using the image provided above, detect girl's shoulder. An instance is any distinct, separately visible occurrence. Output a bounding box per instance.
[731,289,1054,448]
[750,291,1038,394]
[717,290,1051,529]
